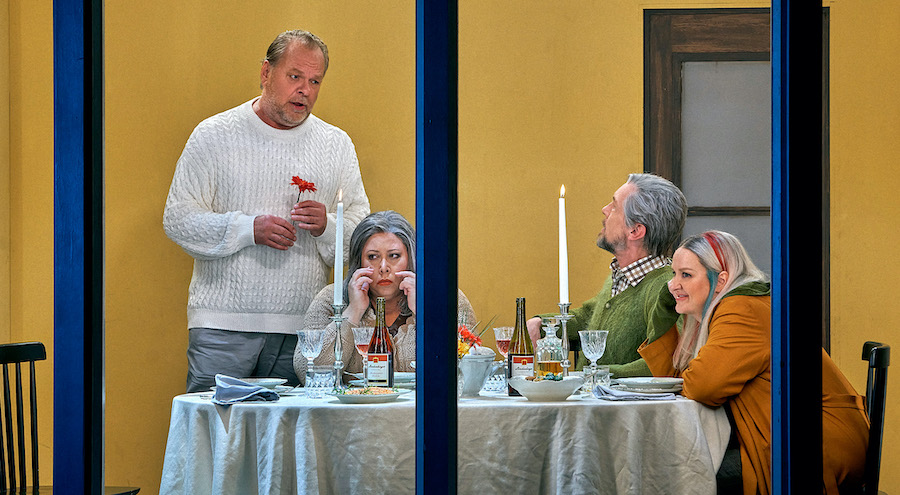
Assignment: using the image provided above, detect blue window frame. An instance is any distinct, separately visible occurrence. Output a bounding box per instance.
[52,1,823,492]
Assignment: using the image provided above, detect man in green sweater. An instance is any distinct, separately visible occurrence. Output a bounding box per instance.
[527,173,687,377]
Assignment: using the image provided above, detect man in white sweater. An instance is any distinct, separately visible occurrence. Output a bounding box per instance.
[164,29,370,392]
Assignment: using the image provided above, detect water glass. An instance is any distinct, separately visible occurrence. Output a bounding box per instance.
[482,368,507,392]
[594,365,611,388]
[307,365,334,399]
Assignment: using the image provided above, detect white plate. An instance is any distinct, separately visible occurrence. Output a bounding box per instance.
[615,377,683,393]
[328,389,412,404]
[350,379,415,389]
[508,376,584,402]
[240,377,288,389]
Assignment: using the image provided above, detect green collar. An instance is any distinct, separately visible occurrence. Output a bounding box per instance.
[723,281,771,298]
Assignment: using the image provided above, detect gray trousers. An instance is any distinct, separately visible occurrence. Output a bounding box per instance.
[186,327,300,393]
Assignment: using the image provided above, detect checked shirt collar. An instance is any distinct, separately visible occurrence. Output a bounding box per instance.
[609,255,670,297]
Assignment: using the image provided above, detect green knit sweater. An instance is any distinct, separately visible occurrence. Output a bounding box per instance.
[542,265,679,377]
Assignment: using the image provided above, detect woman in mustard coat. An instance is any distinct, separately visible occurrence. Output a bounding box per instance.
[639,230,868,494]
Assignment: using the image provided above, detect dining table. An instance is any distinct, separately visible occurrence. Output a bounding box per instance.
[159,386,731,495]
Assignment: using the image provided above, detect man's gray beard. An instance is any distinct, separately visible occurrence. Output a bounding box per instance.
[596,234,618,255]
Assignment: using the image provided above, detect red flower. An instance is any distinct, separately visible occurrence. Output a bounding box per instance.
[458,325,482,346]
[291,176,317,194]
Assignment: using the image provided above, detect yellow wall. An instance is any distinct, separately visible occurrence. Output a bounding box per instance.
[7,0,56,480]
[5,0,899,493]
[1,0,10,342]
[828,0,900,489]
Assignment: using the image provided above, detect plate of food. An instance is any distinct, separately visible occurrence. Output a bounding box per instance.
[348,372,416,383]
[613,377,683,393]
[328,387,413,404]
[349,379,415,389]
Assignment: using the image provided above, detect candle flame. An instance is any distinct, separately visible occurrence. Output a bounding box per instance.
[560,184,566,198]
[338,188,343,202]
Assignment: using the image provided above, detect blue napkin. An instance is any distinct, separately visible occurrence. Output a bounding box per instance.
[212,374,280,405]
[593,384,676,401]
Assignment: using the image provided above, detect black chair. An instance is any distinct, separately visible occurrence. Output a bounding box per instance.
[0,342,140,494]
[861,341,890,495]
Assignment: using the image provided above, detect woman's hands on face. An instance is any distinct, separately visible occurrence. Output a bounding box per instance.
[346,267,374,323]
[397,271,416,314]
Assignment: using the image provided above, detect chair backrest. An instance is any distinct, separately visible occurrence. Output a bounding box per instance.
[861,341,890,495]
[0,342,46,492]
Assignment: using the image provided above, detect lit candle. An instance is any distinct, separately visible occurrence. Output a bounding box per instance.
[334,189,344,306]
[559,185,569,304]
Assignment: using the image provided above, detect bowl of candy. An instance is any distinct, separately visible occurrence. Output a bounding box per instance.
[508,374,584,402]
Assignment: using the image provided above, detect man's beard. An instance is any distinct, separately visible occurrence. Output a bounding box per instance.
[596,232,624,255]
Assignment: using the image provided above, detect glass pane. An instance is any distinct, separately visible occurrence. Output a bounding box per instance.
[681,61,771,208]
[684,215,771,277]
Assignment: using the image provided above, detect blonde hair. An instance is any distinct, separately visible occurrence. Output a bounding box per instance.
[673,230,768,371]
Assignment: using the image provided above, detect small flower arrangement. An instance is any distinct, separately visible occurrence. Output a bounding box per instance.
[457,316,497,358]
[291,176,317,203]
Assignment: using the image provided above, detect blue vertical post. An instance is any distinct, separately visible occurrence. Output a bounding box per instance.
[415,0,458,494]
[771,2,823,492]
[53,0,105,493]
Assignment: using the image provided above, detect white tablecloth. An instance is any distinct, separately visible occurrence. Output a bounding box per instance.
[159,391,730,495]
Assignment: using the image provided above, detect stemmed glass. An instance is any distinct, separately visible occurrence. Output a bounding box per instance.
[491,327,514,392]
[578,330,609,392]
[352,327,375,386]
[493,326,513,360]
[297,329,326,388]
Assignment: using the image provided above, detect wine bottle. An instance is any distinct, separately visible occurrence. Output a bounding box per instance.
[507,297,534,396]
[366,297,394,387]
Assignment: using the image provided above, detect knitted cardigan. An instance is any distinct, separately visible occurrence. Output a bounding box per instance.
[549,265,678,377]
[163,99,370,334]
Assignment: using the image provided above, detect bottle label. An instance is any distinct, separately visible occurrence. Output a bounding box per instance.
[367,353,392,382]
[510,355,534,377]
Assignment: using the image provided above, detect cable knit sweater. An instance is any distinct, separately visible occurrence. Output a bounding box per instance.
[163,99,370,334]
[293,284,476,382]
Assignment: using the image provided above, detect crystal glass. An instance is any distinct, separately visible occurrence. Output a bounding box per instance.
[493,326,514,358]
[297,329,326,387]
[492,326,513,389]
[307,365,334,399]
[578,330,609,393]
[352,326,374,386]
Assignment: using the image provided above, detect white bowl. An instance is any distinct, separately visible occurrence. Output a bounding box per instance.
[241,377,287,390]
[508,376,584,402]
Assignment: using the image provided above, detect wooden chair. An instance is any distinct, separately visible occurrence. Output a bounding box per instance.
[861,341,890,495]
[0,342,140,494]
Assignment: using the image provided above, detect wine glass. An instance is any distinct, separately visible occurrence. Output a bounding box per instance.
[578,330,609,392]
[492,326,513,391]
[297,329,326,387]
[493,326,513,359]
[352,327,374,386]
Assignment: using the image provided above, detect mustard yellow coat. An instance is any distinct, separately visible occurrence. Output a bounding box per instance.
[639,293,868,494]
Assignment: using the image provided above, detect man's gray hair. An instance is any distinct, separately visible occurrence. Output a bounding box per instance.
[623,173,688,257]
[343,211,416,313]
[265,29,329,73]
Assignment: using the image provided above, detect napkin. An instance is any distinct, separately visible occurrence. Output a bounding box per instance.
[212,374,280,405]
[593,384,676,401]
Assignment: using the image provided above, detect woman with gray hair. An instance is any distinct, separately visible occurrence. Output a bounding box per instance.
[293,210,476,382]
[639,230,867,494]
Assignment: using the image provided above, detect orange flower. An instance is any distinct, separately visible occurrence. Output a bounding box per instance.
[291,176,317,194]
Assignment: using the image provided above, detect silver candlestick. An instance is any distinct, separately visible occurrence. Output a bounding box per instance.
[557,302,572,376]
[331,303,348,390]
